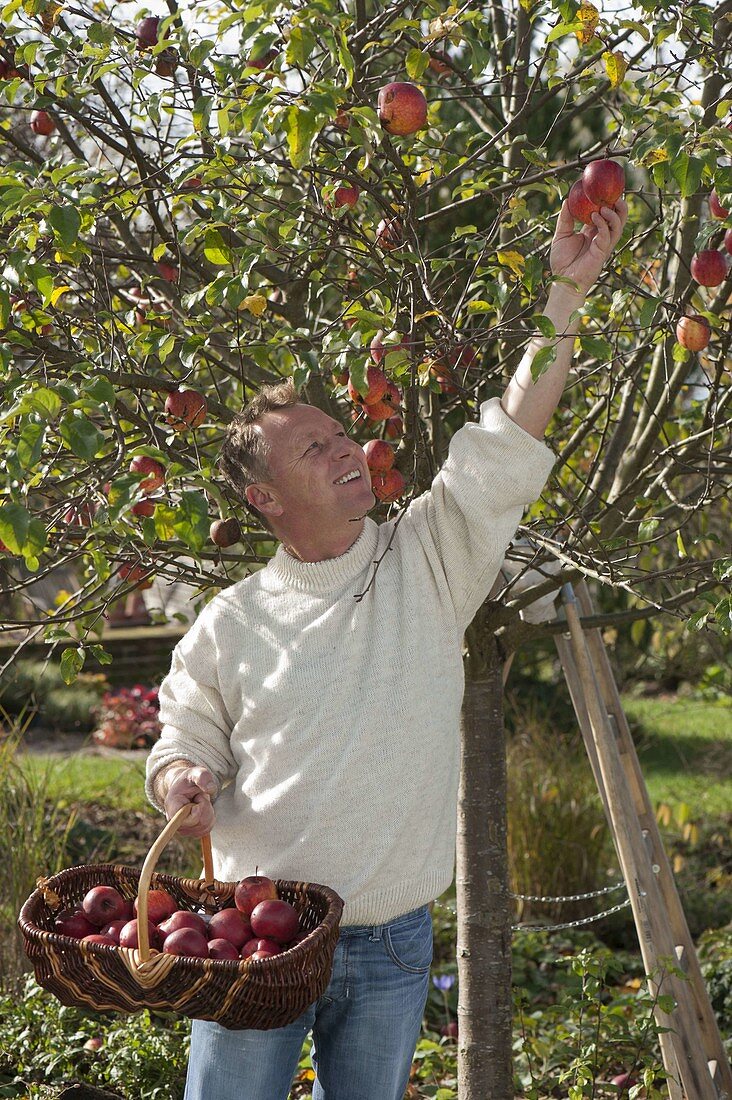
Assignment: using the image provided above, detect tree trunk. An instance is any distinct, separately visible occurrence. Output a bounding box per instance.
[457,620,514,1099]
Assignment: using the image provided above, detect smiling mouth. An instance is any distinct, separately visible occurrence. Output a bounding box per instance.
[334,469,362,485]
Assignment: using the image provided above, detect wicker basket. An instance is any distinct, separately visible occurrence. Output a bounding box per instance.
[18,805,344,1030]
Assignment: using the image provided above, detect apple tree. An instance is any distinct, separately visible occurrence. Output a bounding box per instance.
[0,0,730,1094]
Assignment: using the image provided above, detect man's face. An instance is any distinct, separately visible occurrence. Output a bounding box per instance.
[250,404,375,529]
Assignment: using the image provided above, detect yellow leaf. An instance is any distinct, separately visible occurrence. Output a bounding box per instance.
[414,169,432,187]
[38,1,64,31]
[496,250,525,277]
[603,50,628,88]
[575,2,600,44]
[414,310,440,321]
[239,294,267,317]
[50,285,72,306]
[641,147,668,167]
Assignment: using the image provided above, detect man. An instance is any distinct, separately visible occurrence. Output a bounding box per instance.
[145,196,628,1100]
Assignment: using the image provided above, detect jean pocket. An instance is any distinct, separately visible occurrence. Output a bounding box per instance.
[383,909,433,974]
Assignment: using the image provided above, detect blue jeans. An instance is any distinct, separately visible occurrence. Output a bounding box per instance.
[184,904,433,1100]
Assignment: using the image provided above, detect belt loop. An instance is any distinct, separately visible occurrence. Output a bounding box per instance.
[368,923,383,942]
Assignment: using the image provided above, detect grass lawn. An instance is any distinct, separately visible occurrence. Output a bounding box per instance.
[21,747,151,814]
[622,694,732,821]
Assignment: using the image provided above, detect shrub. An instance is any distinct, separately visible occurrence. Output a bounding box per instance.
[0,659,107,734]
[0,975,190,1099]
[90,685,161,750]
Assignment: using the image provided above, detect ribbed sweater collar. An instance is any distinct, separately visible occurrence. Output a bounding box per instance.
[267,517,380,593]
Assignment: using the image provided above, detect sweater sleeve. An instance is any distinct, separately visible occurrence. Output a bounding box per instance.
[401,397,556,631]
[144,616,238,813]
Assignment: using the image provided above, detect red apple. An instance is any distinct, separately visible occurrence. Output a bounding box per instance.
[81,933,117,946]
[376,217,403,251]
[133,888,176,923]
[725,228,732,256]
[99,919,128,944]
[364,381,401,422]
[117,562,152,587]
[246,48,278,76]
[208,938,241,960]
[84,1037,104,1052]
[129,455,165,494]
[430,365,458,394]
[567,179,601,225]
[250,899,299,944]
[676,315,711,351]
[255,937,284,953]
[0,60,28,80]
[182,176,202,191]
[449,341,478,371]
[119,918,160,950]
[158,910,208,939]
[234,875,278,918]
[165,388,207,430]
[690,250,728,287]
[330,183,359,210]
[162,928,209,957]
[82,886,127,927]
[581,159,625,206]
[372,467,406,503]
[429,53,451,75]
[30,110,55,136]
[709,190,730,219]
[332,368,349,386]
[155,57,177,78]
[378,82,428,136]
[157,260,179,282]
[363,439,395,475]
[441,1021,459,1039]
[210,517,241,548]
[54,909,97,939]
[131,499,155,518]
[251,949,278,960]
[241,937,260,958]
[348,365,388,406]
[385,416,403,439]
[64,501,95,528]
[136,16,160,49]
[207,908,253,948]
[334,108,350,130]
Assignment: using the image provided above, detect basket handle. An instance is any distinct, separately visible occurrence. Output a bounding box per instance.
[136,805,214,962]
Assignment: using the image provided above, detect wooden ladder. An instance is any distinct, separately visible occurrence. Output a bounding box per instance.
[552,578,731,1100]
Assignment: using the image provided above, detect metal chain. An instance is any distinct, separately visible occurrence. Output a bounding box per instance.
[434,894,632,933]
[509,880,627,904]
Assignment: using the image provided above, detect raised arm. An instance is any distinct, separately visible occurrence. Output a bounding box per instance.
[501,196,628,440]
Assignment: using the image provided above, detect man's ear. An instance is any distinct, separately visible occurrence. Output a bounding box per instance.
[246,483,284,520]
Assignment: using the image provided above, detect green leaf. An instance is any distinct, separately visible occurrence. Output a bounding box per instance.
[26,386,63,420]
[204,228,233,267]
[639,518,660,540]
[547,20,582,42]
[59,411,105,459]
[16,420,45,470]
[26,263,54,306]
[284,106,320,170]
[60,647,85,685]
[192,94,213,134]
[670,153,703,199]
[87,21,114,45]
[173,490,209,554]
[336,29,354,89]
[49,204,81,247]
[676,530,687,557]
[580,335,613,361]
[81,375,116,406]
[0,502,47,562]
[531,314,556,339]
[0,286,9,330]
[405,48,429,81]
[530,343,557,383]
[286,25,315,68]
[639,295,660,328]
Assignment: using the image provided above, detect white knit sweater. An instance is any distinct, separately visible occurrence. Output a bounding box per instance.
[145,398,555,926]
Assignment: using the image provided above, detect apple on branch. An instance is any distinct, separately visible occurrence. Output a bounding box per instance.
[165,388,207,430]
[30,109,56,136]
[328,183,360,210]
[372,468,407,503]
[690,250,728,287]
[210,517,241,548]
[725,228,732,256]
[347,365,388,407]
[581,159,625,206]
[709,190,730,220]
[129,455,165,494]
[376,217,403,251]
[676,315,711,352]
[363,438,395,476]
[136,16,160,49]
[377,82,428,136]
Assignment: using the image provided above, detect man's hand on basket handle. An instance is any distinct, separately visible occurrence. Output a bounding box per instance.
[159,761,217,838]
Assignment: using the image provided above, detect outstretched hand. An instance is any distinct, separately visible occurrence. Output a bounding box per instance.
[550,197,628,299]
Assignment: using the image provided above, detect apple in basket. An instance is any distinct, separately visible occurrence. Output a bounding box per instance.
[162,928,209,958]
[119,918,162,949]
[82,886,128,926]
[207,907,253,947]
[158,910,208,938]
[99,919,128,943]
[133,888,177,923]
[234,875,278,917]
[250,900,299,944]
[208,938,241,960]
[54,909,97,939]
